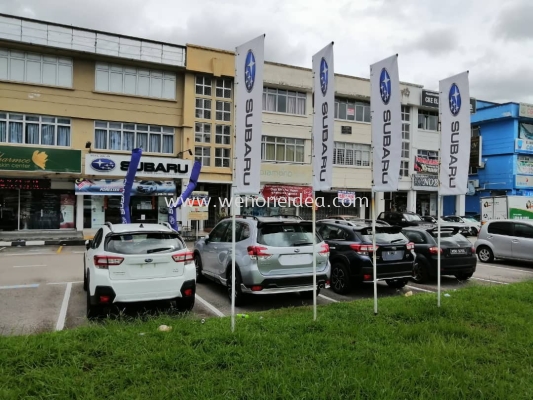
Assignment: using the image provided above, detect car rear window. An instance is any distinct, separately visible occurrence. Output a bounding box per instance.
[434,233,471,247]
[360,232,409,244]
[105,232,185,254]
[257,223,321,247]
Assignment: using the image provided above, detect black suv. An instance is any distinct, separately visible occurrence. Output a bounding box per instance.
[316,220,415,294]
[378,211,435,229]
[402,227,477,283]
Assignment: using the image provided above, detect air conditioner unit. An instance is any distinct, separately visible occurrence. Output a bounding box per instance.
[469,179,480,188]
[478,162,486,168]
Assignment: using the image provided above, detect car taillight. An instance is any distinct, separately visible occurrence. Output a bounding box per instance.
[319,243,330,255]
[172,251,194,264]
[429,246,443,254]
[406,242,415,251]
[247,245,271,260]
[471,246,475,253]
[350,244,378,255]
[94,255,124,269]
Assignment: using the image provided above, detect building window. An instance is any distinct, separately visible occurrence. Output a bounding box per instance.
[195,146,211,166]
[262,87,306,115]
[94,121,174,154]
[195,123,211,143]
[195,98,212,119]
[418,109,438,131]
[472,126,480,137]
[334,98,371,123]
[401,106,411,177]
[215,148,231,168]
[216,125,231,145]
[333,142,371,167]
[216,79,232,99]
[195,76,212,96]
[0,48,73,88]
[261,136,305,163]
[0,112,71,146]
[95,63,176,100]
[216,101,231,121]
[417,149,439,160]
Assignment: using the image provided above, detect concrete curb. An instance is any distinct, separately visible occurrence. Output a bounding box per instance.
[0,239,86,247]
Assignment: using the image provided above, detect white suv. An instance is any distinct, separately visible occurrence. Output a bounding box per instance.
[84,222,195,319]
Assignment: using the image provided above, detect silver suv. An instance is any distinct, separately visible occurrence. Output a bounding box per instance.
[194,216,331,306]
[475,219,533,263]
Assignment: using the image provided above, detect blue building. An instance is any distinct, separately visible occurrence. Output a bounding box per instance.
[443,101,533,215]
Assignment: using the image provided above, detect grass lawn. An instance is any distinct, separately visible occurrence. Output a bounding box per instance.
[2,282,533,399]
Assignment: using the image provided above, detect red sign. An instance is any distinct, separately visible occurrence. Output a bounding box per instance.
[261,184,313,204]
[414,157,438,174]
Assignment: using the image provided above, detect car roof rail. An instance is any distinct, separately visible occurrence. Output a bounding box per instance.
[104,221,113,231]
[159,222,173,230]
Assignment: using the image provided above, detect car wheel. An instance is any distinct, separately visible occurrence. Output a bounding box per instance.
[86,282,103,321]
[194,254,206,283]
[412,259,430,284]
[227,269,245,307]
[386,278,408,289]
[175,296,195,312]
[477,246,494,263]
[455,272,474,281]
[83,259,88,292]
[331,262,352,294]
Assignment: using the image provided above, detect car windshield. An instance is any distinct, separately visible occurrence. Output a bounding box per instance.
[463,217,477,223]
[105,232,185,254]
[404,214,422,221]
[257,223,320,247]
[360,232,409,244]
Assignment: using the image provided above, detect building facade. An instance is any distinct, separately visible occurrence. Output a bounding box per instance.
[453,102,533,216]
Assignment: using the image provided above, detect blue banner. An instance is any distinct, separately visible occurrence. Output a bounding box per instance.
[121,148,142,224]
[168,160,202,230]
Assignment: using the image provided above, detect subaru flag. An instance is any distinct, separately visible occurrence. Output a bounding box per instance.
[120,148,142,224]
[234,34,265,195]
[312,42,335,192]
[168,161,202,231]
[439,71,471,196]
[370,54,402,192]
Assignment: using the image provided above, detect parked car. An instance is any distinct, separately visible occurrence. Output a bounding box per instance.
[402,227,477,283]
[436,218,471,236]
[84,222,195,319]
[378,211,435,229]
[316,220,415,294]
[194,216,331,306]
[422,216,437,223]
[326,215,391,226]
[475,219,533,263]
[442,215,482,236]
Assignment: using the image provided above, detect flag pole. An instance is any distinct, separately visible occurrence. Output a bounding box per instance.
[372,190,378,315]
[437,119,442,308]
[312,190,317,321]
[231,193,237,330]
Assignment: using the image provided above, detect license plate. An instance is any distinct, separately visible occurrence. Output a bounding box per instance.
[382,250,404,261]
[450,248,467,255]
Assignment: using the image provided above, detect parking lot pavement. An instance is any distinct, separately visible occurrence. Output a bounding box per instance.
[2,243,533,336]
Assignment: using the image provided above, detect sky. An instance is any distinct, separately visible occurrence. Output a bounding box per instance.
[1,0,533,103]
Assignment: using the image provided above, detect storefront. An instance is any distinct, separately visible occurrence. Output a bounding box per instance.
[413,154,439,216]
[79,153,190,230]
[0,145,81,231]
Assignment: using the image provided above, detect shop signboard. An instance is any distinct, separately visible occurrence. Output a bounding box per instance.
[515,138,533,154]
[516,175,533,189]
[337,190,356,205]
[414,156,438,174]
[85,153,191,179]
[75,179,175,196]
[412,174,438,191]
[261,184,313,204]
[188,191,209,221]
[517,156,533,175]
[0,145,81,173]
[519,103,533,118]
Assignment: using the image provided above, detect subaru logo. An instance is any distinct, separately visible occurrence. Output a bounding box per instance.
[449,83,461,116]
[320,57,328,96]
[244,49,256,93]
[91,158,115,172]
[379,68,391,105]
[169,216,175,225]
[294,248,300,253]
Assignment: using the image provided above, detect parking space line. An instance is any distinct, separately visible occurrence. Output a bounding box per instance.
[472,277,509,285]
[482,264,533,274]
[13,264,47,268]
[318,294,338,303]
[0,284,39,290]
[57,246,63,254]
[72,251,85,254]
[195,294,225,317]
[406,285,435,293]
[55,282,72,331]
[48,281,83,285]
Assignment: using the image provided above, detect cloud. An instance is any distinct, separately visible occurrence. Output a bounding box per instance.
[494,1,533,42]
[471,67,533,103]
[399,28,459,56]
